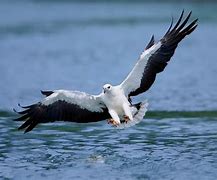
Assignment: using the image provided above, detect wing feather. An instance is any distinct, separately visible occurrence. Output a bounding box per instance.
[41,90,54,97]
[14,90,110,133]
[120,11,198,97]
[145,35,155,50]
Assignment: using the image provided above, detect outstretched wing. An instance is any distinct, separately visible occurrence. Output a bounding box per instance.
[14,90,110,133]
[120,11,198,97]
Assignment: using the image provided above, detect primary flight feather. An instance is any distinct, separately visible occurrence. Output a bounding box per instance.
[14,11,198,133]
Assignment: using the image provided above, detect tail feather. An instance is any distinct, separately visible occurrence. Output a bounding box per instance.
[117,100,148,129]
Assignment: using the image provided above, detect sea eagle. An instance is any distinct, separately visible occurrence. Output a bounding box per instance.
[14,11,198,133]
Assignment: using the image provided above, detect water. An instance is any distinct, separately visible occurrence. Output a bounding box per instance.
[1,116,217,180]
[1,1,217,179]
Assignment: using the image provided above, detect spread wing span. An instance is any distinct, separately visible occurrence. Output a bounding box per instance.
[120,11,198,97]
[14,90,110,133]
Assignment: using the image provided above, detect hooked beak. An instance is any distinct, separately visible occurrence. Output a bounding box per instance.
[103,87,107,93]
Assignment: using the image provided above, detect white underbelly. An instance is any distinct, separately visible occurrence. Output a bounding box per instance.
[105,96,127,116]
[111,102,124,115]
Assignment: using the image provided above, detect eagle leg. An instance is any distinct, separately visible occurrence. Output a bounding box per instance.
[123,115,130,123]
[107,119,120,127]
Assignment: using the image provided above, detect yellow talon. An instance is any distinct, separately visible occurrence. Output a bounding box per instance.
[107,119,120,127]
[123,115,130,123]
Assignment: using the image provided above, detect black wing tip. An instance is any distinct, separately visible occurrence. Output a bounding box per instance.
[17,127,28,134]
[178,10,197,30]
[162,10,198,42]
[24,123,37,133]
[41,90,54,97]
[16,110,37,133]
[145,34,155,50]
[13,102,39,133]
[24,130,29,134]
[13,108,18,113]
[13,104,29,121]
[164,16,174,36]
[14,102,37,115]
[18,123,34,134]
[150,35,155,44]
[17,103,36,109]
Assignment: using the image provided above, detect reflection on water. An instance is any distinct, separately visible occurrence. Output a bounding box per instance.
[1,117,217,179]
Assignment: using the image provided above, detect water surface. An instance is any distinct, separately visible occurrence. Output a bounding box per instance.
[1,116,217,180]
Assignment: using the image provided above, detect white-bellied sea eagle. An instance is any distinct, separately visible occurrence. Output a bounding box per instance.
[14,11,198,133]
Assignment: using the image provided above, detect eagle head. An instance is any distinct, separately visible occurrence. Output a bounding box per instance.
[103,84,113,93]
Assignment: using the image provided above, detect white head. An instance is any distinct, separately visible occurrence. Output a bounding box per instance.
[103,84,113,94]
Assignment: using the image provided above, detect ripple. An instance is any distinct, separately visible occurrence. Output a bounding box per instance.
[1,117,217,179]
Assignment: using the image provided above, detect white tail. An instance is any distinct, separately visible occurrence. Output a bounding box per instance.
[116,100,148,129]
